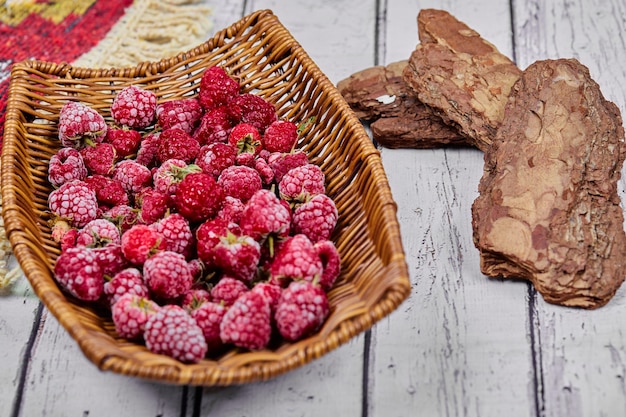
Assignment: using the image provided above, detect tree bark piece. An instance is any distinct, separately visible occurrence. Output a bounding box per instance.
[472,58,626,309]
[402,9,522,152]
[337,60,468,149]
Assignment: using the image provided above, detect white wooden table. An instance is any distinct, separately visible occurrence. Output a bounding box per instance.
[2,0,626,416]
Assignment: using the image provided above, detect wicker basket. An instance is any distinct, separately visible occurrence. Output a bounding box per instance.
[1,9,411,386]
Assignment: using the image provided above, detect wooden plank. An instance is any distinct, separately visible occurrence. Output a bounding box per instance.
[370,1,536,416]
[513,1,626,416]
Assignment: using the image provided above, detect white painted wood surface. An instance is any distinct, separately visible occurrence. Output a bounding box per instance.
[2,0,626,416]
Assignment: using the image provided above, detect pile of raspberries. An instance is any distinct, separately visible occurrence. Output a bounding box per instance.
[47,66,340,363]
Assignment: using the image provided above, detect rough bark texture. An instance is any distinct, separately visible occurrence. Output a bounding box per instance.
[472,59,626,309]
[337,61,468,148]
[402,9,522,152]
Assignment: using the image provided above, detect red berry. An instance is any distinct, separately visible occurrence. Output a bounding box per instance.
[314,240,341,291]
[253,156,274,185]
[263,120,298,153]
[105,126,142,158]
[251,282,282,314]
[211,233,261,284]
[53,246,104,301]
[111,85,157,129]
[219,290,271,350]
[157,128,200,164]
[136,188,171,225]
[181,287,212,312]
[279,164,325,202]
[268,150,309,183]
[48,147,87,187]
[227,93,277,133]
[112,293,160,340]
[76,218,121,247]
[195,218,236,265]
[144,305,207,363]
[239,189,291,242]
[152,158,201,196]
[93,244,129,277]
[217,165,263,203]
[174,172,224,223]
[210,276,249,307]
[84,175,130,208]
[195,143,237,178]
[135,132,161,168]
[156,98,203,133]
[217,196,245,224]
[58,102,107,149]
[152,213,194,258]
[292,194,338,243]
[143,250,194,301]
[102,204,139,233]
[121,224,167,265]
[190,301,227,352]
[228,123,263,156]
[269,234,323,287]
[104,267,149,305]
[198,66,239,110]
[80,143,117,176]
[193,106,233,146]
[48,180,99,227]
[112,160,152,193]
[274,280,329,342]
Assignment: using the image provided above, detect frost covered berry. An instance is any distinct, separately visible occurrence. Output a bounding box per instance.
[143,250,193,301]
[227,93,277,133]
[292,193,338,243]
[48,180,98,227]
[210,276,249,307]
[48,147,87,187]
[279,163,325,202]
[263,120,299,153]
[113,160,152,193]
[195,142,238,178]
[198,66,239,110]
[152,213,194,258]
[105,127,142,159]
[84,175,129,208]
[217,165,263,203]
[190,301,227,352]
[314,240,341,291]
[269,234,323,287]
[58,101,107,149]
[220,290,272,350]
[112,293,160,340]
[228,123,263,157]
[80,143,117,176]
[104,267,150,305]
[53,246,104,301]
[211,233,261,284]
[121,224,167,265]
[174,172,224,223]
[193,106,233,146]
[157,128,200,164]
[152,158,200,196]
[76,218,121,247]
[274,280,329,342]
[156,98,203,133]
[111,85,157,129]
[239,189,291,242]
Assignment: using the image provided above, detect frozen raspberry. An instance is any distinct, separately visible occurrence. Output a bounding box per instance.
[104,267,149,305]
[48,180,98,227]
[314,240,341,291]
[190,301,227,352]
[220,290,271,350]
[152,213,194,258]
[268,150,309,183]
[113,160,152,193]
[111,85,157,129]
[235,152,255,166]
[152,159,201,196]
[93,244,128,277]
[217,196,245,224]
[263,120,298,153]
[211,233,261,284]
[195,143,237,178]
[135,188,171,225]
[187,259,205,281]
[210,276,249,307]
[53,246,104,301]
[274,280,329,342]
[253,157,274,185]
[198,66,239,110]
[76,218,121,247]
[228,123,262,157]
[227,93,277,133]
[157,128,200,164]
[135,132,161,168]
[105,126,142,159]
[84,175,130,208]
[292,194,338,243]
[174,172,224,223]
[48,147,87,187]
[269,234,323,287]
[156,98,203,133]
[143,250,193,301]
[103,204,139,233]
[239,189,291,242]
[193,106,233,146]
[217,165,263,203]
[279,164,325,203]
[58,101,107,149]
[195,218,237,265]
[80,143,117,176]
[181,287,212,312]
[144,304,207,363]
[112,293,160,340]
[121,224,166,265]
[50,219,78,251]
[251,282,282,314]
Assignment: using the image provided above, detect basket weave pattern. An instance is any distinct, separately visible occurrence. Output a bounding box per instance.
[1,9,411,386]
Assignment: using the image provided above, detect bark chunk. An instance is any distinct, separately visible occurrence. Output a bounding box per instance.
[472,59,626,309]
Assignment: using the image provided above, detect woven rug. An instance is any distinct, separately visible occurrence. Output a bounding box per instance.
[0,0,214,288]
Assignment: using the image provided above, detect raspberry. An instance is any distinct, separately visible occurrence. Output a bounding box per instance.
[156,98,203,133]
[219,290,271,350]
[193,106,233,146]
[181,287,212,312]
[152,213,194,258]
[48,180,98,227]
[227,93,277,133]
[58,101,107,149]
[111,85,157,129]
[190,301,227,352]
[279,164,325,202]
[80,143,117,176]
[251,282,282,314]
[210,276,249,307]
[144,304,207,363]
[187,259,205,281]
[195,143,237,178]
[76,218,121,247]
[152,159,201,196]
[53,246,104,301]
[217,196,245,224]
[112,293,160,340]
[268,150,309,183]
[143,250,193,301]
[121,224,167,265]
[211,233,261,284]
[104,267,149,305]
[135,188,171,225]
[157,128,200,164]
[48,147,87,187]
[263,120,298,153]
[253,157,274,185]
[93,244,128,277]
[84,175,130,208]
[135,132,161,168]
[269,234,323,287]
[292,194,338,243]
[274,280,329,342]
[228,123,262,157]
[239,189,291,242]
[51,219,78,251]
[195,218,236,265]
[174,172,224,223]
[198,66,239,110]
[105,126,142,159]
[217,165,263,203]
[112,160,152,193]
[314,240,341,291]
[103,204,139,233]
